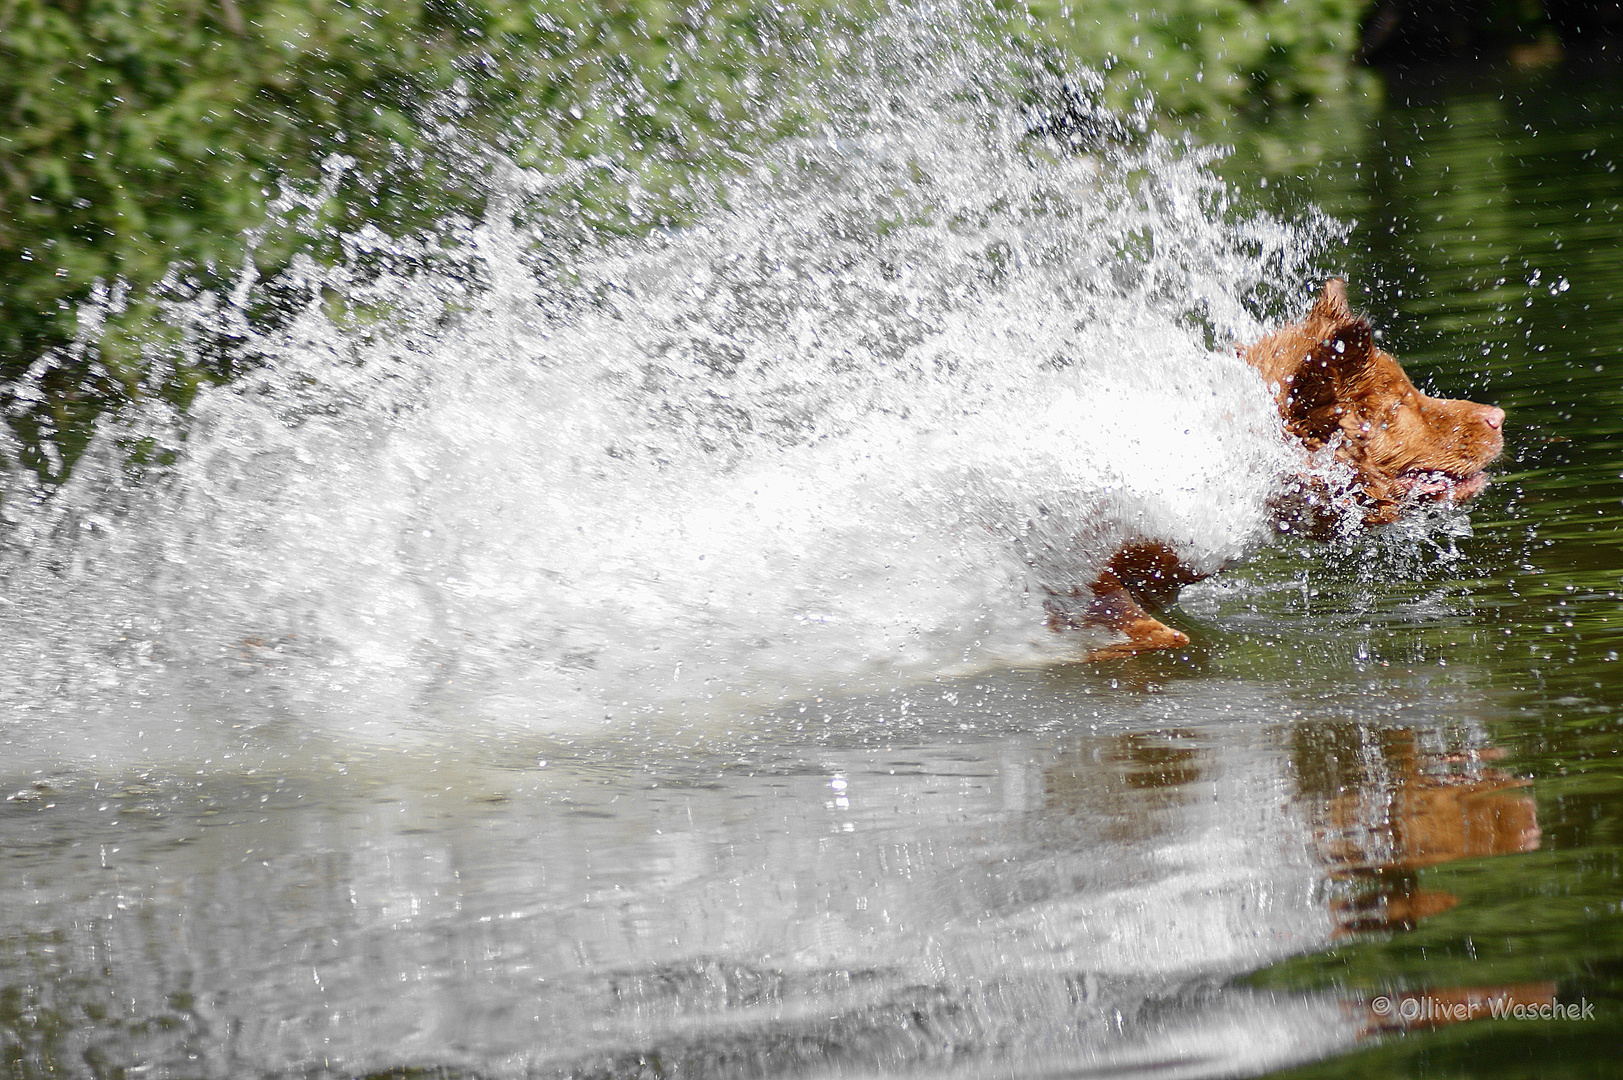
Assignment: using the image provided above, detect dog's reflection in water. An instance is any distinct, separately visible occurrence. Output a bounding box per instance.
[1038,718,1547,1037]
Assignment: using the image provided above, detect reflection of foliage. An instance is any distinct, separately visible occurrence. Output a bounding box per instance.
[1,0,1371,478]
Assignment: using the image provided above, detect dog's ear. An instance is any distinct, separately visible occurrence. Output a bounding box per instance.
[1322,316,1375,376]
[1279,314,1377,445]
[1304,278,1375,381]
[1310,277,1354,323]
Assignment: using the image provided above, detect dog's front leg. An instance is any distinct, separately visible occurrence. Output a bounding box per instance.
[1045,565,1195,661]
[1046,542,1204,659]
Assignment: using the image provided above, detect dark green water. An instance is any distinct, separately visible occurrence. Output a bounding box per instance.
[4,51,1623,1080]
[1210,53,1623,1079]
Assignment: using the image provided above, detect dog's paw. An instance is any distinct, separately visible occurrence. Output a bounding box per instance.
[1085,616,1190,660]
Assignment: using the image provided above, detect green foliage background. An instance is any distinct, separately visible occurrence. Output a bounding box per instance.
[0,0,1374,475]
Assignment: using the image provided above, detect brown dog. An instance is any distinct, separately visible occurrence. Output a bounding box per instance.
[1060,278,1505,658]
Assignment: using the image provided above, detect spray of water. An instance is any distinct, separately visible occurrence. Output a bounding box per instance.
[0,5,1340,765]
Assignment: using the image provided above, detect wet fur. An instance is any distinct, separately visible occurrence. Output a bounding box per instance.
[1060,278,1506,659]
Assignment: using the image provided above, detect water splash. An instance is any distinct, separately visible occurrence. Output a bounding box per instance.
[0,5,1336,765]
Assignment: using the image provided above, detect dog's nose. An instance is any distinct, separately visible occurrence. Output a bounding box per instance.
[1484,406,1505,429]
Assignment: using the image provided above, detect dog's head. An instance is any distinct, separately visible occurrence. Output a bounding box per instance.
[1245,279,1505,525]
